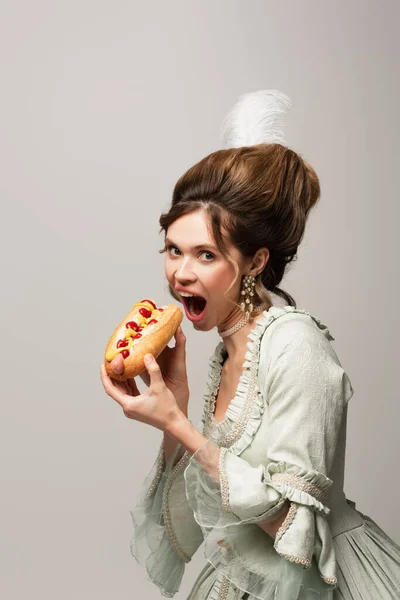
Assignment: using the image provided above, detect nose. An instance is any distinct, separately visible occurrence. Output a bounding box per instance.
[175,258,197,284]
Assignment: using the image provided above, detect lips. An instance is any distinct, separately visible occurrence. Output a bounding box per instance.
[175,287,205,299]
[181,295,207,321]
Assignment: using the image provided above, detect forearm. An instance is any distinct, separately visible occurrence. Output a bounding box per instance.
[163,430,186,466]
[164,393,189,466]
[166,412,208,457]
[167,412,291,538]
[256,501,290,539]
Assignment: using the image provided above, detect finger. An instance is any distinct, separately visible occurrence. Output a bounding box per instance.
[100,364,129,408]
[144,354,164,388]
[110,353,124,375]
[139,371,151,387]
[127,377,140,397]
[174,326,186,355]
[111,378,130,395]
[174,325,185,341]
[179,326,186,340]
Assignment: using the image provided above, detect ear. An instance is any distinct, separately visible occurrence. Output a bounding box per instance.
[249,247,270,275]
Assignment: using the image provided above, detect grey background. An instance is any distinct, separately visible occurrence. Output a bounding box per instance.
[1,1,399,598]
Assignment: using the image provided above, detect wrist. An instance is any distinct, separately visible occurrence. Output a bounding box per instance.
[166,411,207,455]
[175,387,189,413]
[165,408,188,437]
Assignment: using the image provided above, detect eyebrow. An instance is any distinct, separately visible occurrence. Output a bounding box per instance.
[165,237,217,251]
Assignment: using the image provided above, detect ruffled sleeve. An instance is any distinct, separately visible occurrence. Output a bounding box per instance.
[183,311,354,598]
[130,438,204,597]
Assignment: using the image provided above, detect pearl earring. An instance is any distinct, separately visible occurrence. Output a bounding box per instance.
[240,274,256,318]
[219,274,268,338]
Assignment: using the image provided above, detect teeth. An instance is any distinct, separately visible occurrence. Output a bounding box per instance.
[179,292,195,297]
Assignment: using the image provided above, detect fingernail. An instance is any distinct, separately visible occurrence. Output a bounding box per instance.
[144,354,152,365]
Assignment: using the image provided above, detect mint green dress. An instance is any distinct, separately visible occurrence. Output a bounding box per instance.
[129,306,400,599]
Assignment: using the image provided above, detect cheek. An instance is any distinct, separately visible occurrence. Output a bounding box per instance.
[165,262,173,283]
[209,266,238,295]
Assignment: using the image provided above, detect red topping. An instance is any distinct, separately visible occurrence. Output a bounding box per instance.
[140,299,157,309]
[158,307,164,312]
[126,320,139,331]
[121,349,130,359]
[134,333,142,339]
[117,339,129,348]
[139,307,152,318]
[148,319,158,325]
[137,326,143,331]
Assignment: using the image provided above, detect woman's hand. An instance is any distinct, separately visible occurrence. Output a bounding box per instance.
[109,326,189,414]
[100,353,184,432]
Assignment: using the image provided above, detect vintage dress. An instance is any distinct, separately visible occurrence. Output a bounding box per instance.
[129,306,400,600]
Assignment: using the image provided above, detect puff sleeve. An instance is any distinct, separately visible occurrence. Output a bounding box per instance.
[183,314,354,598]
[130,437,204,597]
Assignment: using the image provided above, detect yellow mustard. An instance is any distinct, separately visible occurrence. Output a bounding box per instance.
[105,301,158,363]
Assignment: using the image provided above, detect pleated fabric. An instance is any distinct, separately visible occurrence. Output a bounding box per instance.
[333,512,400,600]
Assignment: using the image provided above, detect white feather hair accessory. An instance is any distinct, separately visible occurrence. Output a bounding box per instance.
[220,89,291,149]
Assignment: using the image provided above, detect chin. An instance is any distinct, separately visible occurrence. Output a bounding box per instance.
[190,318,209,331]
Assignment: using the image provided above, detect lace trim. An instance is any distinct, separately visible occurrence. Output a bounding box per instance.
[216,551,237,600]
[144,439,166,500]
[271,472,328,504]
[323,576,338,585]
[217,577,244,600]
[218,447,237,516]
[275,550,311,569]
[274,503,312,570]
[161,451,191,563]
[273,503,338,586]
[274,501,298,545]
[218,576,231,600]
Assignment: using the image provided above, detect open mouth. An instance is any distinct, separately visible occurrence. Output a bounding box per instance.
[182,296,207,316]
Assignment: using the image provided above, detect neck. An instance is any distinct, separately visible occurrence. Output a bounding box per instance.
[217,304,272,362]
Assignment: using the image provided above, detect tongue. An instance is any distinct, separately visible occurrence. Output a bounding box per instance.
[189,296,206,315]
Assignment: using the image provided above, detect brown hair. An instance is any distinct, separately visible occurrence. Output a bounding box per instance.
[159,143,320,313]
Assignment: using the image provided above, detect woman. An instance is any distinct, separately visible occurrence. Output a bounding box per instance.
[100,91,400,600]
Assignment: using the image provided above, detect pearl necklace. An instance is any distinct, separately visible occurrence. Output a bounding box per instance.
[218,303,269,338]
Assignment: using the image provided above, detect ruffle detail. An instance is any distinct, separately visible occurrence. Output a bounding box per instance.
[265,462,333,515]
[272,504,337,586]
[202,305,335,455]
[184,445,288,529]
[183,439,338,589]
[130,443,186,598]
[202,335,266,455]
[200,342,225,432]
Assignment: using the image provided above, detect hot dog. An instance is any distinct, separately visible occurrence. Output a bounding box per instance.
[104,298,183,381]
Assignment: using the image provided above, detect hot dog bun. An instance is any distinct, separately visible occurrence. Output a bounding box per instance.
[104,299,183,381]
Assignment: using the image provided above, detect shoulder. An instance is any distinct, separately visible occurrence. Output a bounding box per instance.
[256,307,354,403]
[258,306,335,354]
[256,306,339,377]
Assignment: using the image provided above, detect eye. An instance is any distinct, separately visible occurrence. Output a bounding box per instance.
[166,244,181,256]
[166,245,215,261]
